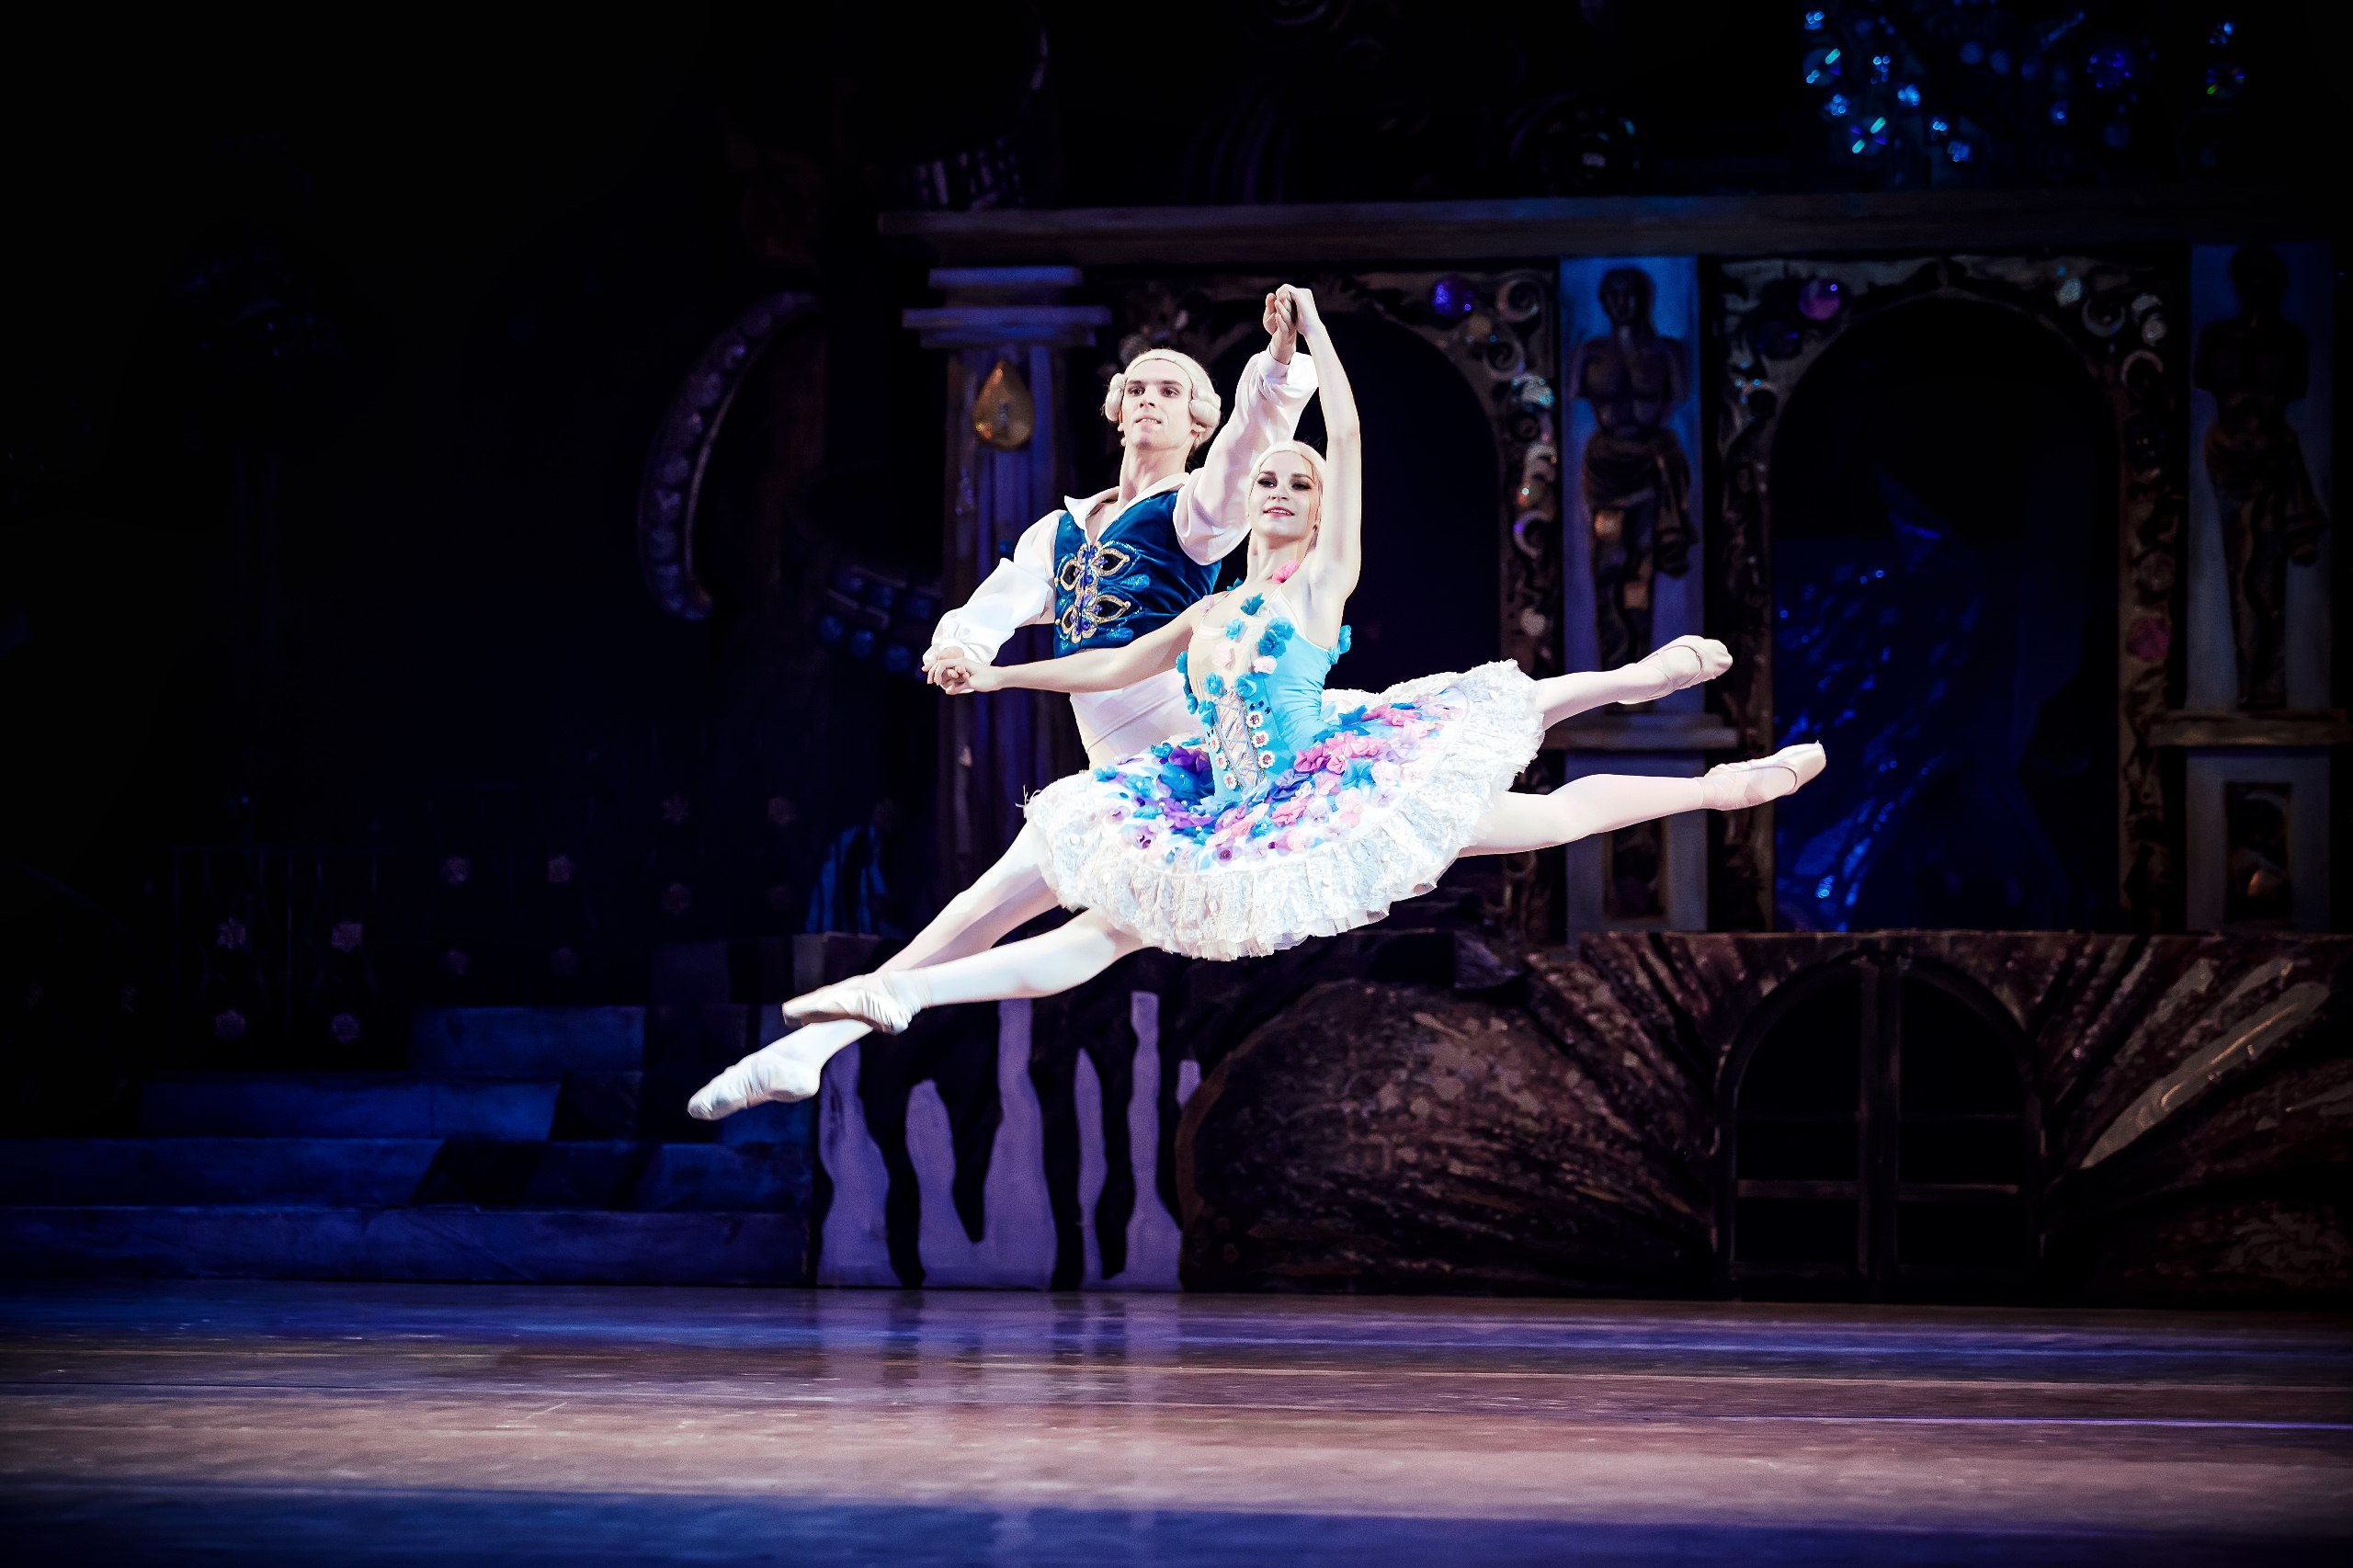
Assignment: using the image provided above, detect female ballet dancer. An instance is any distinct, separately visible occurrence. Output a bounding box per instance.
[765,286,1823,1039]
[685,294,1315,1119]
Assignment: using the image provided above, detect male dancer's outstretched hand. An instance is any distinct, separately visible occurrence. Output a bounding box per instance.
[930,656,1001,696]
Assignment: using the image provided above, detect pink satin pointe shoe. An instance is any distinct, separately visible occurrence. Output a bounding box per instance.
[1700,743,1826,811]
[1626,635,1733,703]
[687,1045,825,1119]
[780,975,920,1036]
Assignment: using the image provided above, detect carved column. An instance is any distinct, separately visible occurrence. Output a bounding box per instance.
[2170,241,2340,932]
[1554,256,1728,932]
[904,269,1109,897]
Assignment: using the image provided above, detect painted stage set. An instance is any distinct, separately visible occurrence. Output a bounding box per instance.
[4,1282,2348,1563]
[6,107,2349,1568]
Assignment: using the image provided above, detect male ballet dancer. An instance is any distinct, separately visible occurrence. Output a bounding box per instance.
[689,295,1316,1117]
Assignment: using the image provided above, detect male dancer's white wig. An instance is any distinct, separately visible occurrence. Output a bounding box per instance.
[1102,347,1222,453]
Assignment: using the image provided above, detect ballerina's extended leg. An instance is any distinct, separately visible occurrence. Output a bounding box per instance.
[781,910,1145,1033]
[1460,742,1825,855]
[687,827,1062,1119]
[1528,634,1732,729]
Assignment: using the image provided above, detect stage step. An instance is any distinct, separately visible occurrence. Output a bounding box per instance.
[408,1006,645,1075]
[0,1139,440,1207]
[0,1207,805,1284]
[0,1138,807,1212]
[139,1074,563,1140]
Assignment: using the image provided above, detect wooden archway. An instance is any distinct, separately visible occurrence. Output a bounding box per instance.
[1716,950,2044,1301]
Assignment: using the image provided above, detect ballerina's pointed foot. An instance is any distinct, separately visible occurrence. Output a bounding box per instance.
[687,1043,824,1120]
[1627,634,1733,703]
[780,973,922,1036]
[1701,743,1826,811]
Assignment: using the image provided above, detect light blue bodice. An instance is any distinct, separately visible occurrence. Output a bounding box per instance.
[1173,587,1351,806]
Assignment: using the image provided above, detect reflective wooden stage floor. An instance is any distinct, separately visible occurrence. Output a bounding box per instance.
[2,1283,2347,1564]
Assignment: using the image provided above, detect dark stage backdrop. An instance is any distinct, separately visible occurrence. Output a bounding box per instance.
[1771,299,2120,932]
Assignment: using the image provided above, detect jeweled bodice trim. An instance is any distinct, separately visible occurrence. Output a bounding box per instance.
[1176,586,1351,805]
[1049,490,1214,658]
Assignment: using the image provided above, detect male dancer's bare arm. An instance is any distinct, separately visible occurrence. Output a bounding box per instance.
[935,612,1193,697]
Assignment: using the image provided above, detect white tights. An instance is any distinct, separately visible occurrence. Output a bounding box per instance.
[690,636,1759,1115]
[685,826,1062,1117]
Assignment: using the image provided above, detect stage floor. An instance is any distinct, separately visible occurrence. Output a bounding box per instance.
[1,1283,2347,1564]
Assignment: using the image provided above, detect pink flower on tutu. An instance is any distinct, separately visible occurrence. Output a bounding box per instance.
[1282,827,1313,853]
[1372,760,1403,786]
[1336,807,1362,830]
[1252,656,1276,674]
[1313,769,1341,794]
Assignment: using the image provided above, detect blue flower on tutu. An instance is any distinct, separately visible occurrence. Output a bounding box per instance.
[1203,672,1224,698]
[1240,594,1265,616]
[1336,626,1353,655]
[1093,766,1119,782]
[1225,619,1245,641]
[1257,619,1294,658]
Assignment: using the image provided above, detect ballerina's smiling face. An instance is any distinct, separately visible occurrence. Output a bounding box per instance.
[1251,449,1321,547]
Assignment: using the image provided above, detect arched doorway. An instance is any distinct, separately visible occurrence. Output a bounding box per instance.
[1769,300,2119,931]
[1719,955,2041,1301]
[1210,316,1498,691]
[1711,255,2184,931]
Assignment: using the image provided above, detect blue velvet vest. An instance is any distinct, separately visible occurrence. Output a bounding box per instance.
[1051,490,1217,657]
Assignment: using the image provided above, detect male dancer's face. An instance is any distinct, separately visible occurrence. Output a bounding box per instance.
[1118,357,1202,456]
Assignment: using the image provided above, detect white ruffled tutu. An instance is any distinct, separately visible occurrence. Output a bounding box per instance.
[1023,660,1543,960]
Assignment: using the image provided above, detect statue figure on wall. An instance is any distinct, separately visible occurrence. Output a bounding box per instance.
[2194,244,2329,711]
[1569,267,1694,670]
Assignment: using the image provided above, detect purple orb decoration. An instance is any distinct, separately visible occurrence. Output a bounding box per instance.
[1798,278,1845,322]
[1429,278,1475,322]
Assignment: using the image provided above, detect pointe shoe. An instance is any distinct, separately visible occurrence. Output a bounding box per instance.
[1700,743,1826,811]
[781,974,920,1036]
[1624,635,1733,704]
[687,1044,824,1120]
